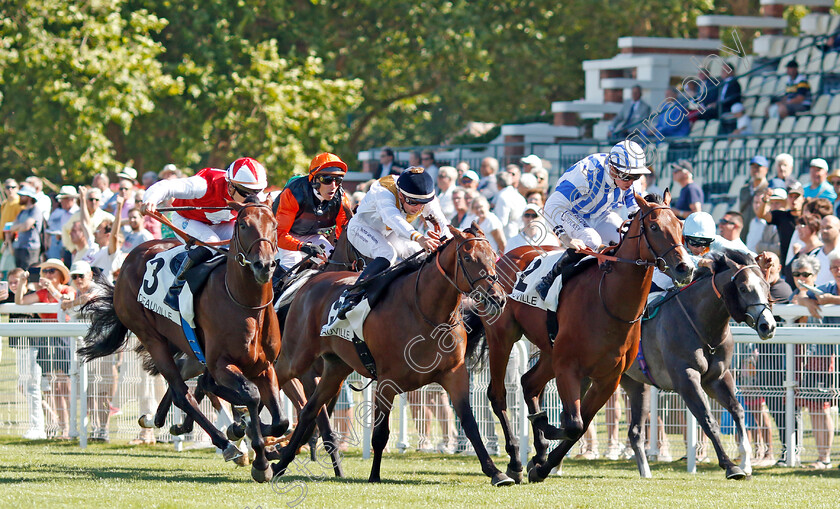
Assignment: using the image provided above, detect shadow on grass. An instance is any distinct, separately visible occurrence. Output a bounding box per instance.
[0,462,252,485]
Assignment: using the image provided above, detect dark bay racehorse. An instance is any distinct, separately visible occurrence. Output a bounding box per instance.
[473,192,695,483]
[79,198,287,483]
[271,225,516,486]
[621,249,776,479]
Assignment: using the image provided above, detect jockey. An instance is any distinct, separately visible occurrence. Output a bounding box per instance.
[274,153,353,269]
[141,157,268,308]
[650,211,716,292]
[335,166,450,319]
[536,140,649,299]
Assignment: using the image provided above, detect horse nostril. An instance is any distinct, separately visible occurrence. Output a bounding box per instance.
[676,262,688,274]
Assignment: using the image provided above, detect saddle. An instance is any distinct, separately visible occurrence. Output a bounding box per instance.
[168,250,226,300]
[360,255,425,310]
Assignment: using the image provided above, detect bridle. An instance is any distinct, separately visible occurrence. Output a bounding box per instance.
[598,205,685,324]
[225,203,278,310]
[414,235,504,327]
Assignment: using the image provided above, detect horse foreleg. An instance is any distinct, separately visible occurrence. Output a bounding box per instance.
[368,381,398,483]
[485,329,520,482]
[253,365,290,439]
[169,376,208,436]
[673,367,745,480]
[153,387,173,429]
[706,370,752,479]
[522,355,555,471]
[439,366,514,487]
[620,375,652,478]
[529,375,618,483]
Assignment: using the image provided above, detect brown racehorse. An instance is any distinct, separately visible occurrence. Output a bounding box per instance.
[474,192,695,483]
[270,225,516,486]
[78,198,287,483]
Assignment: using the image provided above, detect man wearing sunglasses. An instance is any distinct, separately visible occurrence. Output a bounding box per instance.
[536,140,650,299]
[336,166,450,319]
[273,153,352,269]
[142,157,268,308]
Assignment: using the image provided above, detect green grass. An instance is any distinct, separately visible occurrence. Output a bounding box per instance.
[0,436,838,508]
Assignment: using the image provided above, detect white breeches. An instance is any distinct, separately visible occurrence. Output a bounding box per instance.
[347,223,421,263]
[170,212,233,244]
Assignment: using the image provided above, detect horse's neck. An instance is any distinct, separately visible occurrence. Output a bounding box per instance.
[606,231,653,320]
[226,257,271,307]
[412,251,463,326]
[687,274,732,340]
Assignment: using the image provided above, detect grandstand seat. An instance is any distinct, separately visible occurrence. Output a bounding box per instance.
[728,138,745,160]
[703,119,720,137]
[696,140,715,165]
[772,76,788,97]
[759,138,777,155]
[690,119,706,137]
[767,37,786,58]
[829,16,840,35]
[754,97,771,117]
[778,116,796,135]
[760,76,779,97]
[822,52,838,73]
[810,75,822,96]
[702,202,713,213]
[743,96,757,113]
[750,116,764,134]
[713,139,729,156]
[806,54,823,74]
[825,115,840,132]
[807,115,826,133]
[736,56,754,76]
[776,138,793,155]
[827,96,840,116]
[745,138,761,153]
[823,136,840,159]
[811,94,831,116]
[761,117,779,135]
[793,116,811,133]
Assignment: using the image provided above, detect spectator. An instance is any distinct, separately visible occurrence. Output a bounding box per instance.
[420,150,439,182]
[757,182,805,266]
[696,66,718,117]
[158,163,183,180]
[470,195,506,255]
[504,204,560,252]
[738,155,770,240]
[477,157,499,201]
[408,151,421,168]
[13,259,75,439]
[24,177,51,223]
[815,215,840,285]
[826,168,840,217]
[3,267,46,439]
[61,187,114,251]
[350,191,365,212]
[493,170,527,240]
[525,190,545,208]
[703,63,742,124]
[790,254,836,469]
[517,172,538,198]
[459,169,480,192]
[771,153,796,189]
[759,250,793,303]
[532,167,550,194]
[9,185,44,270]
[103,167,138,219]
[504,164,522,190]
[66,220,96,263]
[804,158,837,201]
[785,213,823,286]
[746,190,781,257]
[450,189,476,230]
[455,161,470,180]
[769,60,811,119]
[1,179,22,263]
[713,211,753,254]
[141,171,158,189]
[376,147,402,179]
[436,166,458,221]
[644,87,690,139]
[728,103,753,137]
[670,160,703,219]
[91,173,113,203]
[86,193,127,284]
[122,208,154,254]
[608,85,652,139]
[521,154,543,173]
[133,189,161,239]
[45,186,79,263]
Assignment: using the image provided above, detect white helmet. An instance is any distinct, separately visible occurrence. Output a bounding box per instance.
[608,141,650,175]
[226,157,268,190]
[683,212,716,240]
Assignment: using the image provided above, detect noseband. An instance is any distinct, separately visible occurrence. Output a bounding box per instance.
[710,263,771,329]
[226,203,278,310]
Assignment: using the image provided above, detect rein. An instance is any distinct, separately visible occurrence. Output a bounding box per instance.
[224,203,277,310]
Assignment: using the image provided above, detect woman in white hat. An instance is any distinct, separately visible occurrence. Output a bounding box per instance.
[13,258,75,438]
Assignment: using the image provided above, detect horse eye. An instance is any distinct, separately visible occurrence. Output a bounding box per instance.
[649,222,659,231]
[739,285,747,294]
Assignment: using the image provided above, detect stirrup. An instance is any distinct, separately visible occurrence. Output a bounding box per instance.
[164,280,186,310]
[336,290,362,320]
[535,275,555,300]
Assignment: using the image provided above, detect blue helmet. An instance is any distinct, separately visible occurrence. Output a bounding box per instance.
[397,167,435,203]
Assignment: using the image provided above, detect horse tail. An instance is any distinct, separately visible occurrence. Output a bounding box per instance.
[77,279,130,362]
[463,304,487,370]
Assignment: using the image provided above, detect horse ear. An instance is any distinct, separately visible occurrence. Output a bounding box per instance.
[448,224,465,238]
[663,187,672,206]
[469,220,485,237]
[228,200,243,212]
[633,192,649,210]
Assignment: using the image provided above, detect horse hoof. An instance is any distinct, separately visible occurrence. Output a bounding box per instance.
[271,462,287,477]
[251,464,273,483]
[169,425,184,436]
[234,452,251,467]
[725,466,746,480]
[527,467,545,484]
[505,466,524,484]
[138,414,155,428]
[526,458,543,471]
[226,423,246,441]
[223,443,244,462]
[491,472,515,487]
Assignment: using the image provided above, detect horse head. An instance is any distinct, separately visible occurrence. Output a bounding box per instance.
[443,223,506,316]
[228,197,278,285]
[714,250,776,340]
[631,189,694,286]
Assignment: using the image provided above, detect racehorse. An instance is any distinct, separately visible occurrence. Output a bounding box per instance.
[471,192,695,483]
[270,225,516,486]
[621,248,776,480]
[79,197,287,483]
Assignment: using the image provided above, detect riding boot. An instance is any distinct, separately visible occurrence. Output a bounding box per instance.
[535,258,565,301]
[164,246,213,310]
[335,257,390,319]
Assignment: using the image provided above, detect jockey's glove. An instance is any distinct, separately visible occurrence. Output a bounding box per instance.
[300,243,326,257]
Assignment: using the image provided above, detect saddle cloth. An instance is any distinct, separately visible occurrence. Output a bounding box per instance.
[509,250,566,312]
[137,246,223,328]
[320,293,372,343]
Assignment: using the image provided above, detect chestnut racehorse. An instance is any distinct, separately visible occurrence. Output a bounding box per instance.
[270,225,516,486]
[79,198,286,483]
[473,192,695,483]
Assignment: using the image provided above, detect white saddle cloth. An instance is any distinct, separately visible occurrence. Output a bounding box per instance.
[320,293,372,343]
[136,246,197,327]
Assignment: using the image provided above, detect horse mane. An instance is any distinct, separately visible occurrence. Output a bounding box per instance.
[643,193,664,205]
[243,194,262,205]
[693,248,757,280]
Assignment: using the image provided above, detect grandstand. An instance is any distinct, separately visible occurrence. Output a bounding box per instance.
[358,1,840,222]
